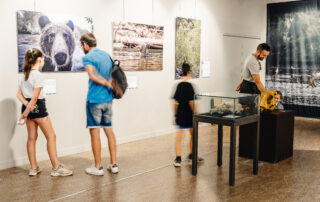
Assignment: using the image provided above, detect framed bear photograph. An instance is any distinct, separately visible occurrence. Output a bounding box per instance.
[17,10,93,72]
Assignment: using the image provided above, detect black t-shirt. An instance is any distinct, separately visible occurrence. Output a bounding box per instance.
[173,82,195,127]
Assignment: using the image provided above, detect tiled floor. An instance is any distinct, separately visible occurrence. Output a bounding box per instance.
[0,117,319,202]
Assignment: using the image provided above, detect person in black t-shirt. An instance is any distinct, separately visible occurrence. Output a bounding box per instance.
[173,63,204,167]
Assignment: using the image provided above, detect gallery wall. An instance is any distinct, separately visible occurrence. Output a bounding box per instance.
[0,0,267,170]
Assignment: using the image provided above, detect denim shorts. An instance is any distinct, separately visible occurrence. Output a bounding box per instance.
[86,101,112,128]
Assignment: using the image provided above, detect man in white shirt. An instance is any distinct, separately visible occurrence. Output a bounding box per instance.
[236,43,271,94]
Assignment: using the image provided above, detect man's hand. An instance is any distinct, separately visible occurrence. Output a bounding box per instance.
[104,78,113,89]
[235,83,241,91]
[235,80,243,91]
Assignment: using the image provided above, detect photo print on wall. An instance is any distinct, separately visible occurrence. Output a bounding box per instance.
[17,10,93,72]
[112,21,164,71]
[175,17,201,79]
[267,0,320,118]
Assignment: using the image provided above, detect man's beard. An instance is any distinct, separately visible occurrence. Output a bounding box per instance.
[257,55,263,61]
[82,47,88,54]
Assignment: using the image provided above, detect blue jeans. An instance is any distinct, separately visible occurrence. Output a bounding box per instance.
[86,101,112,128]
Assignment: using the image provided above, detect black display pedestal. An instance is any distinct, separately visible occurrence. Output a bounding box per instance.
[192,113,260,186]
[239,110,295,163]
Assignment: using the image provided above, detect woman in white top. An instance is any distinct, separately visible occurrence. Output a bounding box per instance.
[17,48,73,177]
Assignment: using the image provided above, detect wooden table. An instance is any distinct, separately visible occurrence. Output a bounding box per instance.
[192,113,260,186]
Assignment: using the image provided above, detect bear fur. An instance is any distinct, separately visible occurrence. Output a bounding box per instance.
[39,15,75,71]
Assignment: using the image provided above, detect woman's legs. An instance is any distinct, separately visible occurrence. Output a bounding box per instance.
[175,129,183,157]
[26,119,38,169]
[34,116,59,169]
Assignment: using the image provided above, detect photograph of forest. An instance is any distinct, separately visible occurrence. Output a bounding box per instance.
[175,17,201,79]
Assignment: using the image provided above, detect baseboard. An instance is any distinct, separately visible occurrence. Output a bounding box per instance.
[0,124,209,171]
[0,144,92,171]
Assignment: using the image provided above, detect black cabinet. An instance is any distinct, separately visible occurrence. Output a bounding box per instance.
[239,110,295,163]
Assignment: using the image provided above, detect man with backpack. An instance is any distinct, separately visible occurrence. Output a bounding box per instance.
[80,33,119,175]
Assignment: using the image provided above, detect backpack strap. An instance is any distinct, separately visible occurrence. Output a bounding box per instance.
[109,57,120,77]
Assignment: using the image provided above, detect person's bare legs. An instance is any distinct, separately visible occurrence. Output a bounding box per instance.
[35,116,59,169]
[26,119,38,169]
[103,128,117,165]
[189,128,193,155]
[189,128,203,161]
[175,129,183,157]
[89,128,102,168]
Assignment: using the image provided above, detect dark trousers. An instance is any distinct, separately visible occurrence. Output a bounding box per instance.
[239,80,260,113]
[239,80,260,94]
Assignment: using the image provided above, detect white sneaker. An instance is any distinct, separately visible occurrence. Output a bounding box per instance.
[51,164,73,177]
[29,166,41,176]
[107,164,119,174]
[173,159,181,167]
[85,165,104,176]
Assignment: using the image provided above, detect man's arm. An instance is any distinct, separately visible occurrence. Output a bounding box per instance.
[235,80,243,91]
[252,74,266,93]
[86,65,112,88]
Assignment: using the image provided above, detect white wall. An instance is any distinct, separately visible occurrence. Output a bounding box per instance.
[0,0,267,170]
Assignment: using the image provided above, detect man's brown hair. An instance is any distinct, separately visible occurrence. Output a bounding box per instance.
[80,33,97,47]
[257,43,271,52]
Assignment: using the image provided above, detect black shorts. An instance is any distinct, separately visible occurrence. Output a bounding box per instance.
[21,99,48,119]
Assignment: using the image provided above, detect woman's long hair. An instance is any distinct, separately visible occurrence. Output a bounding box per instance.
[23,48,43,81]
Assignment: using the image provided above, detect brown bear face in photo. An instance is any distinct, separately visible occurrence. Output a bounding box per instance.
[39,15,75,71]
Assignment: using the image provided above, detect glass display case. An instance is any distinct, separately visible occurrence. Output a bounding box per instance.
[192,92,261,185]
[194,92,260,119]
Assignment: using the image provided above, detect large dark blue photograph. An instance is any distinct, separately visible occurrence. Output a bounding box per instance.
[266,0,320,118]
[17,10,93,72]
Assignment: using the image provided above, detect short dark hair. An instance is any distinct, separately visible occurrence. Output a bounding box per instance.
[275,90,282,99]
[182,62,191,76]
[257,43,271,52]
[80,33,97,47]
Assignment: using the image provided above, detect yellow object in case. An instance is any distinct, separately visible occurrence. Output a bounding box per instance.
[260,90,277,112]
